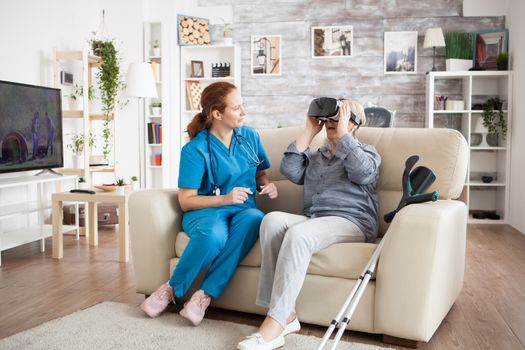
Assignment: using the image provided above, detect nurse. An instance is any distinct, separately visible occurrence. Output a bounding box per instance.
[140,81,278,326]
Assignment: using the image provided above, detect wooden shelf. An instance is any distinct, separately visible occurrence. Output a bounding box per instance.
[62,110,114,120]
[55,50,101,64]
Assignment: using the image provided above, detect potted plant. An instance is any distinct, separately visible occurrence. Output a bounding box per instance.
[115,178,126,194]
[67,132,96,168]
[496,52,509,71]
[482,97,507,146]
[66,84,94,110]
[130,175,139,190]
[444,32,473,71]
[152,39,161,56]
[88,33,126,163]
[78,176,89,190]
[151,101,162,116]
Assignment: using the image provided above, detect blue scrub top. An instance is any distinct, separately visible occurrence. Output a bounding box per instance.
[178,126,271,208]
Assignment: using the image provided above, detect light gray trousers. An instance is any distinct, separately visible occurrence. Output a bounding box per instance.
[255,211,365,327]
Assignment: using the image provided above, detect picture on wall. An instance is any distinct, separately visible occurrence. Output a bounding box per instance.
[473,29,508,70]
[250,35,282,76]
[177,15,211,46]
[384,31,418,74]
[311,26,353,58]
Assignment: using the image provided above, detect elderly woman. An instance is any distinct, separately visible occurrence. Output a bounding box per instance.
[238,100,381,350]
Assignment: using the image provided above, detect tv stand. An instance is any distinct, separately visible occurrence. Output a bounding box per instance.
[34,168,63,176]
[0,175,78,266]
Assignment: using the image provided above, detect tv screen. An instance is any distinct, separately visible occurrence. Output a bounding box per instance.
[0,80,63,174]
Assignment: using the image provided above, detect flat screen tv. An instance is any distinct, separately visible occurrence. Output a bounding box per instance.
[0,80,63,174]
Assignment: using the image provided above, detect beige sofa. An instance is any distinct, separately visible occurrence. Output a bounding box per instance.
[129,126,468,343]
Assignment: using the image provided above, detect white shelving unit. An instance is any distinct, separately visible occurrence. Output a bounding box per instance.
[425,71,512,224]
[180,45,241,146]
[142,21,171,189]
[0,175,78,265]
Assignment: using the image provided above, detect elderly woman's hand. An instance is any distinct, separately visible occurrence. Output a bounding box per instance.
[306,115,325,136]
[336,103,350,139]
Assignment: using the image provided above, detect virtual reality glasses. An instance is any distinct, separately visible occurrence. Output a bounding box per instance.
[308,97,362,126]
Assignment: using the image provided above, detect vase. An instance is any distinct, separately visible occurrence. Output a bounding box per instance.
[132,182,139,190]
[116,186,126,195]
[72,154,84,169]
[69,97,81,110]
[486,133,499,147]
[446,59,473,71]
[152,47,161,57]
[223,37,233,45]
[497,61,508,70]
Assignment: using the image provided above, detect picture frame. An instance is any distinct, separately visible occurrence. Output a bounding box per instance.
[185,80,202,111]
[311,25,353,58]
[250,35,282,76]
[473,29,508,70]
[177,14,211,46]
[384,31,418,74]
[191,60,204,78]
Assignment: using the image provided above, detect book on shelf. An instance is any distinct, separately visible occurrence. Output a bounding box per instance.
[147,122,163,144]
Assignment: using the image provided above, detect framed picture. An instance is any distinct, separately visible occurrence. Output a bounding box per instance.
[177,15,211,46]
[473,29,508,70]
[384,31,418,74]
[191,60,204,78]
[311,26,353,58]
[185,80,202,111]
[250,35,282,76]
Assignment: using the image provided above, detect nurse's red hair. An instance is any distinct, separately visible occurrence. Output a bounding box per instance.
[187,81,237,139]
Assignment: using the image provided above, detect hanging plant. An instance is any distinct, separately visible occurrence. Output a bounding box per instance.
[482,97,507,139]
[88,33,126,162]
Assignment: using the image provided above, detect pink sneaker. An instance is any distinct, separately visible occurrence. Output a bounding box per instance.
[140,282,175,318]
[179,289,211,326]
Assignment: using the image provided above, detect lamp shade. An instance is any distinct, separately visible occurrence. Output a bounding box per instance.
[125,62,158,98]
[423,28,446,48]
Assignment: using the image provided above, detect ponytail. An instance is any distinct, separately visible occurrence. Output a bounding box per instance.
[187,111,211,140]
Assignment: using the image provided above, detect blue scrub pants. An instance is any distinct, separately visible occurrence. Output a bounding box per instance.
[169,205,263,299]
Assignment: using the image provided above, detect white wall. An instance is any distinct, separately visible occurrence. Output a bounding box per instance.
[0,0,142,184]
[506,0,525,234]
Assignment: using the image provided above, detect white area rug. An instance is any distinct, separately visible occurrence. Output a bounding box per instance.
[0,302,391,350]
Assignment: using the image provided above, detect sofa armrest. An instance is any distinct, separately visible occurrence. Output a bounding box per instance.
[129,189,182,295]
[375,200,467,341]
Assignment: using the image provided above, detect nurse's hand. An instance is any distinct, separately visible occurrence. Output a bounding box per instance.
[258,183,278,199]
[225,187,253,205]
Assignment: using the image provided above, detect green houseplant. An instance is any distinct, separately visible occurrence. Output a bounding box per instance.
[496,52,509,70]
[88,34,126,163]
[67,84,94,110]
[444,32,473,71]
[482,97,507,145]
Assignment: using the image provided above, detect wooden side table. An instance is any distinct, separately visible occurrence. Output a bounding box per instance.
[52,190,131,262]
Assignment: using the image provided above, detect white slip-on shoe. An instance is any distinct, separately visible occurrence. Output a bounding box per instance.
[282,317,301,336]
[237,332,285,350]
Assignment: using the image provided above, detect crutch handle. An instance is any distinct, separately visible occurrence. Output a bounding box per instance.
[384,191,439,223]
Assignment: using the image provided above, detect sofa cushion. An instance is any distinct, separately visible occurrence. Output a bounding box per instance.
[175,232,377,279]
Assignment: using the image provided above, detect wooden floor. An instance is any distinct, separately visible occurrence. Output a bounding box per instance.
[0,224,524,349]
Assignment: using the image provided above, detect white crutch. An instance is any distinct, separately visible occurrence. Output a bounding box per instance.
[316,237,385,350]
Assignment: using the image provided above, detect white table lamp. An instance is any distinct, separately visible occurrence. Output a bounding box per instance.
[423,28,446,71]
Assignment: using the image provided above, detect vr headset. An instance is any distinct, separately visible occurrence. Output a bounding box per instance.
[308,97,362,126]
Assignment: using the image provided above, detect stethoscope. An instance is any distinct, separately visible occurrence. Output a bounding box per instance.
[207,129,262,196]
